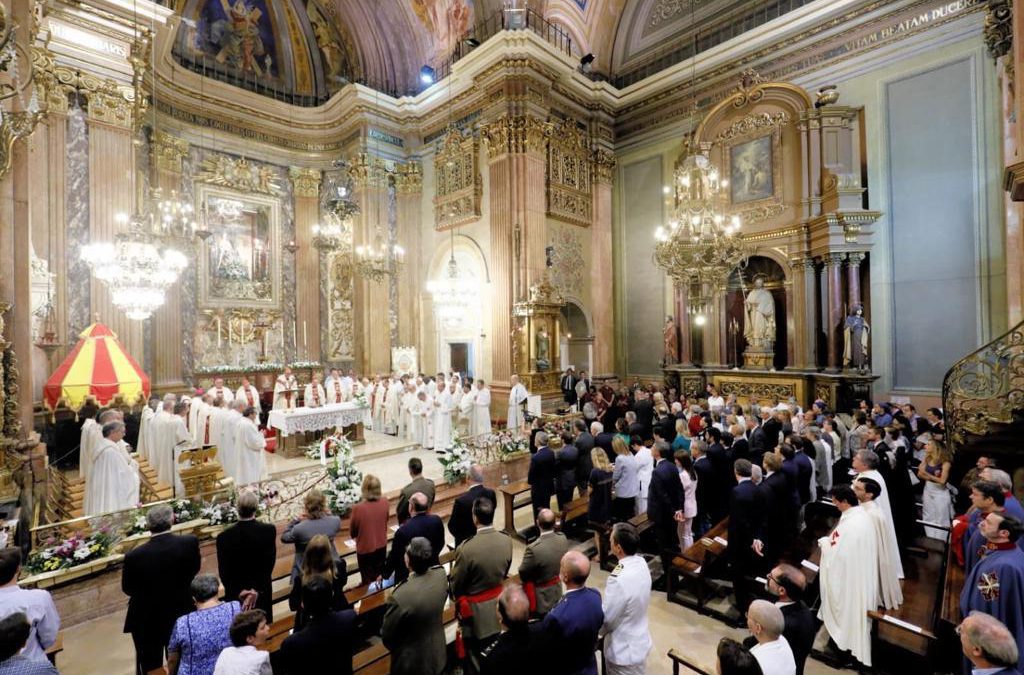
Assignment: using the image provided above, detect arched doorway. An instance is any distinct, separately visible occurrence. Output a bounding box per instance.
[558,300,593,375]
[427,236,489,379]
[726,256,789,370]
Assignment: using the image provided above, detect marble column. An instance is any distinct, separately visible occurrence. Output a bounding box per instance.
[792,257,818,370]
[591,148,615,377]
[289,167,322,363]
[395,162,422,349]
[481,114,549,390]
[847,251,864,310]
[150,132,189,392]
[674,284,692,366]
[825,253,845,372]
[348,153,390,374]
[701,286,724,367]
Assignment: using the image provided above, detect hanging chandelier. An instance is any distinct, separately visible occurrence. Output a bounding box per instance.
[654,149,748,321]
[81,213,189,320]
[354,234,404,283]
[313,184,359,252]
[427,229,476,318]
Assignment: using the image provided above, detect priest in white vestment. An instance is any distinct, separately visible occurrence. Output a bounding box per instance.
[137,400,156,463]
[371,378,386,431]
[472,380,492,436]
[196,395,217,447]
[236,377,262,412]
[400,385,416,440]
[168,401,194,496]
[429,382,452,450]
[507,374,529,433]
[81,410,117,481]
[218,401,245,484]
[411,391,430,448]
[458,384,474,435]
[324,368,345,404]
[342,370,356,400]
[854,476,904,610]
[273,368,299,410]
[209,377,234,405]
[85,421,139,516]
[357,378,373,427]
[235,407,267,486]
[818,486,879,667]
[187,394,205,444]
[385,376,404,435]
[852,449,904,579]
[304,374,326,408]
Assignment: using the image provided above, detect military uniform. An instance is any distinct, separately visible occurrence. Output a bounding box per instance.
[396,475,436,524]
[601,554,653,675]
[517,530,569,617]
[450,527,513,675]
[381,565,449,675]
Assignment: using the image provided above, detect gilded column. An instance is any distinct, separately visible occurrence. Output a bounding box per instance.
[591,148,615,377]
[395,162,422,349]
[825,253,845,372]
[348,153,390,374]
[151,131,189,391]
[290,167,322,362]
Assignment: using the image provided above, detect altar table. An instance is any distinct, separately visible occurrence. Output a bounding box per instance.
[267,402,367,457]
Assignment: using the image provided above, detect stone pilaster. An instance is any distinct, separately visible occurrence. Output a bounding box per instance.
[793,257,818,370]
[348,153,390,374]
[395,162,422,349]
[290,167,322,362]
[825,253,845,372]
[591,148,615,376]
[151,131,188,391]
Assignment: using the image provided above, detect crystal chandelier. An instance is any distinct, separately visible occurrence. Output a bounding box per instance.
[427,229,476,318]
[81,213,189,320]
[654,149,748,320]
[355,234,404,283]
[313,184,359,252]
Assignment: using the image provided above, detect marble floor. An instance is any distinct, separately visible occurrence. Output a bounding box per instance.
[57,489,845,675]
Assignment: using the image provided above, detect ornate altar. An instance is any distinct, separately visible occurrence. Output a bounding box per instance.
[512,276,565,396]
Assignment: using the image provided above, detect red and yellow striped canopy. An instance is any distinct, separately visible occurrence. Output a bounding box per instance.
[43,323,150,413]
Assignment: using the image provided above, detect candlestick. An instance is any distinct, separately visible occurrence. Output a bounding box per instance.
[303,321,308,350]
[217,316,222,349]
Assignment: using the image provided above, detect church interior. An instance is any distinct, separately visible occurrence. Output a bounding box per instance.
[0,0,1021,673]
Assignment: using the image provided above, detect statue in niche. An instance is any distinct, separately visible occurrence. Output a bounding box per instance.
[663,315,678,366]
[743,274,776,347]
[843,304,870,373]
[536,327,550,372]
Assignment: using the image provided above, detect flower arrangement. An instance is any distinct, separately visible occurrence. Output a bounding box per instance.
[25,530,114,575]
[201,501,240,526]
[123,499,202,537]
[322,441,362,516]
[305,433,354,463]
[495,432,529,460]
[438,432,473,483]
[195,363,284,375]
[352,391,369,409]
[289,361,322,370]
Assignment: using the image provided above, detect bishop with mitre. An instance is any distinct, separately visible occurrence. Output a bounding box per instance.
[273,366,299,410]
[85,421,139,516]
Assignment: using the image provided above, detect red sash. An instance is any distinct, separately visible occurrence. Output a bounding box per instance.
[245,389,254,407]
[333,381,342,403]
[523,575,561,613]
[204,416,211,445]
[312,387,321,406]
[455,584,505,658]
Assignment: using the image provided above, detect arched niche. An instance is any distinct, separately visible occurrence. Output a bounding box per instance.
[726,256,790,371]
[557,298,593,374]
[424,234,490,378]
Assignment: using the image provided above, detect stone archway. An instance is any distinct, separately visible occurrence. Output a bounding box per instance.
[558,299,593,375]
[727,256,789,370]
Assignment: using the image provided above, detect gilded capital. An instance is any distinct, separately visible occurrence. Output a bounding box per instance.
[592,148,617,184]
[825,253,846,267]
[395,161,423,194]
[289,167,321,198]
[479,115,551,161]
[984,0,1012,60]
[347,152,387,190]
[152,131,189,174]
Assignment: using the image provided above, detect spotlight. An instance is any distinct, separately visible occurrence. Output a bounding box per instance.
[580,53,595,73]
[419,66,436,85]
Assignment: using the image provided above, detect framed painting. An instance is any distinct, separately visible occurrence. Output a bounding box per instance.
[729,135,774,204]
[197,185,281,308]
[718,112,787,225]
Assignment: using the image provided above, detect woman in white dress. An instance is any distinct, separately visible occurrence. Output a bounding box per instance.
[917,439,953,540]
[675,452,698,550]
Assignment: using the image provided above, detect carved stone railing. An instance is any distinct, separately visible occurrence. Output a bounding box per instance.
[942,320,1024,450]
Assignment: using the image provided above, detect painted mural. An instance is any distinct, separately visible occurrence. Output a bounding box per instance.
[411,0,474,63]
[190,0,279,77]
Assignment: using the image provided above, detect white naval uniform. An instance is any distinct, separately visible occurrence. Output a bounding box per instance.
[601,554,653,674]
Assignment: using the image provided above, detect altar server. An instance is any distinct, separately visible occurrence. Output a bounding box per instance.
[818,485,879,667]
[507,374,529,433]
[431,380,454,450]
[372,377,386,431]
[210,377,234,405]
[324,368,345,404]
[85,421,139,516]
[412,390,431,448]
[304,374,326,408]
[235,406,268,486]
[273,367,299,410]
[458,383,475,435]
[401,384,417,440]
[236,377,262,412]
[218,400,245,484]
[855,477,903,610]
[472,380,492,436]
[385,375,404,435]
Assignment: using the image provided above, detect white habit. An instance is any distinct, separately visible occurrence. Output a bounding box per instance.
[431,389,454,450]
[273,375,299,410]
[217,409,243,484]
[187,399,205,444]
[472,387,492,436]
[857,469,904,579]
[210,385,234,405]
[385,380,404,434]
[507,382,529,432]
[137,407,155,463]
[458,389,475,434]
[862,498,904,609]
[818,506,879,667]
[235,417,267,486]
[371,383,386,431]
[85,439,139,516]
[323,376,345,404]
[79,418,102,482]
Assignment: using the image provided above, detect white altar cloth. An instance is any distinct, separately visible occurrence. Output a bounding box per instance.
[268,402,367,437]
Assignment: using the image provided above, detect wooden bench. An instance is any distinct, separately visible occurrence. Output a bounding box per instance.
[667,648,714,675]
[665,518,730,619]
[45,632,63,666]
[558,495,590,536]
[594,511,653,570]
[498,480,532,540]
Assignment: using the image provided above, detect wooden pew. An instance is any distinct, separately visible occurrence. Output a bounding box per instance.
[667,648,714,675]
[558,495,590,537]
[498,480,532,540]
[665,518,731,620]
[594,512,653,570]
[45,631,63,666]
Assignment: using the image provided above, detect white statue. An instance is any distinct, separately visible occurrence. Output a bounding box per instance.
[743,275,776,347]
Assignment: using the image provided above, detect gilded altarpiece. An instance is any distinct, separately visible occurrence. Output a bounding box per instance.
[512,277,565,395]
[716,111,789,226]
[433,128,481,230]
[546,118,592,227]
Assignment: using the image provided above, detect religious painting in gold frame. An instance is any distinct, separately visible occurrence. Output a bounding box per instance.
[718,111,787,225]
[197,184,282,309]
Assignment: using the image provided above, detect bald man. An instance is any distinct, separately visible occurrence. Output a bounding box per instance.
[747,599,796,675]
[480,585,539,675]
[539,551,604,675]
[518,509,569,618]
[960,611,1021,675]
[383,492,444,585]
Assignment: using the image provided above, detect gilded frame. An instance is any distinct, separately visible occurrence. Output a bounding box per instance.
[197,184,282,309]
[718,113,786,225]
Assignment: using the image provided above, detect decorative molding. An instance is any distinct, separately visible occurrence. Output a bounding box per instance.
[547,118,592,227]
[718,379,795,401]
[195,155,281,194]
[736,202,788,226]
[152,131,189,174]
[548,226,585,297]
[326,247,355,361]
[479,115,552,160]
[289,167,321,198]
[592,148,617,184]
[433,128,482,230]
[714,111,790,144]
[1004,159,1024,201]
[51,65,137,128]
[395,162,423,194]
[347,152,389,190]
[983,0,1012,59]
[847,251,866,267]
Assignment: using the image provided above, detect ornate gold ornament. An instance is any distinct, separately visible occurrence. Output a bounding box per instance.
[592,148,617,184]
[433,127,481,230]
[983,0,1012,60]
[0,3,47,181]
[152,131,189,174]
[289,167,321,198]
[326,248,355,361]
[719,380,796,402]
[479,114,552,160]
[714,111,791,144]
[395,162,423,194]
[195,155,281,195]
[546,118,592,227]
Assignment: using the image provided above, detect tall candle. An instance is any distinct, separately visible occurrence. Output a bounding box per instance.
[303,321,308,350]
[217,317,222,349]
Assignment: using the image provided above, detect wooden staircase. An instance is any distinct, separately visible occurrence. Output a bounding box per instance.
[46,454,174,522]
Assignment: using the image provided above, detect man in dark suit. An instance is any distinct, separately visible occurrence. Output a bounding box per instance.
[216,489,277,618]
[960,611,1024,675]
[572,419,595,498]
[790,437,814,505]
[528,432,556,518]
[746,417,767,466]
[705,427,732,522]
[396,457,436,524]
[778,443,803,511]
[384,492,445,584]
[593,422,616,463]
[648,442,684,564]
[122,504,201,675]
[278,576,357,674]
[448,464,497,548]
[728,459,765,615]
[560,368,577,406]
[765,564,816,675]
[539,551,604,675]
[624,411,644,440]
[692,441,715,536]
[632,391,655,440]
[758,453,796,561]
[761,410,782,451]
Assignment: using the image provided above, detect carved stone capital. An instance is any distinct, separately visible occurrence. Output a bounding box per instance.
[592,148,617,184]
[795,256,817,271]
[395,162,423,194]
[825,253,846,268]
[152,131,189,174]
[480,115,551,161]
[347,152,388,190]
[984,0,1012,60]
[847,252,866,267]
[289,167,321,198]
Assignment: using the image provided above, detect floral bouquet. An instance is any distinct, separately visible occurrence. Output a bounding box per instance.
[322,442,362,516]
[306,433,354,465]
[201,501,240,526]
[25,530,114,575]
[123,499,202,537]
[438,432,472,483]
[496,432,529,460]
[353,391,369,409]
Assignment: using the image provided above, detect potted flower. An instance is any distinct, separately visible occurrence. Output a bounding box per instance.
[305,433,353,464]
[438,433,472,484]
[322,440,362,516]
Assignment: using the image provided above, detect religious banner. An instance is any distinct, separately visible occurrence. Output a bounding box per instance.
[391,346,417,377]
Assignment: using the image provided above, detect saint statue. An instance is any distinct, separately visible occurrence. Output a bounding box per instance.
[536,328,550,372]
[843,304,870,372]
[743,275,776,347]
[663,315,678,365]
